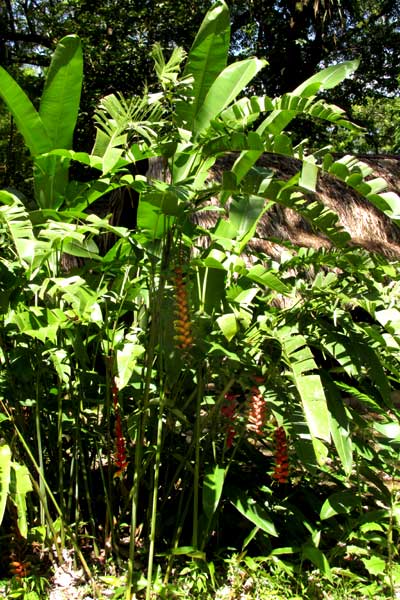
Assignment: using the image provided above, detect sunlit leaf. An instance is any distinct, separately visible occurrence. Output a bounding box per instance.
[0,444,11,528]
[202,465,225,520]
[227,486,277,537]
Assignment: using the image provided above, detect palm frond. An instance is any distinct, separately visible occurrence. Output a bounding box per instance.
[92,92,165,158]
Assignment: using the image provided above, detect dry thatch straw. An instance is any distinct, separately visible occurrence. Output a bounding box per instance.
[194,153,400,260]
[89,153,400,262]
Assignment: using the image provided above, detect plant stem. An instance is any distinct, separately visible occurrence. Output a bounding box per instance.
[34,372,47,528]
[192,367,203,549]
[146,394,165,600]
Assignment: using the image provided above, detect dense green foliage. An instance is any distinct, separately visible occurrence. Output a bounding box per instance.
[0,0,399,166]
[0,3,400,599]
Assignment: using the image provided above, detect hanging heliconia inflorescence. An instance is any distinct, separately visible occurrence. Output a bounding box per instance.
[112,379,128,477]
[248,385,267,436]
[221,392,239,448]
[272,426,289,484]
[173,265,193,351]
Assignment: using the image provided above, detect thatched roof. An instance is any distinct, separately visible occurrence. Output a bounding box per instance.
[199,153,400,259]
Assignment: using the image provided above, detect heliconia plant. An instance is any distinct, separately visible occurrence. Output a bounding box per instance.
[173,265,193,351]
[248,385,267,436]
[272,426,290,484]
[0,1,400,599]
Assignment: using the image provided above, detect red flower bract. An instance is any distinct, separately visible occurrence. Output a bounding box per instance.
[272,426,289,484]
[221,392,238,449]
[248,386,267,436]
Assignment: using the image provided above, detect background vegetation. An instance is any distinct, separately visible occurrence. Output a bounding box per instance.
[0,2,400,599]
[1,0,399,193]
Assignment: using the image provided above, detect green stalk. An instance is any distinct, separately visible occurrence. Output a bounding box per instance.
[1,401,95,584]
[126,410,144,600]
[146,394,165,600]
[192,368,203,549]
[34,372,47,527]
[125,280,162,600]
[126,230,173,600]
[57,386,65,548]
[80,447,100,558]
[164,478,193,585]
[104,361,114,551]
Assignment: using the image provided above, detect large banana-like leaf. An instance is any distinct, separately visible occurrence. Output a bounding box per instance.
[34,154,70,210]
[0,36,83,209]
[193,58,267,136]
[292,60,359,96]
[39,35,83,149]
[176,0,230,130]
[0,67,51,155]
[232,61,359,182]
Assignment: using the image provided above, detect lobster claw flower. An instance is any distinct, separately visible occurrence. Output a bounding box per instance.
[272,426,289,484]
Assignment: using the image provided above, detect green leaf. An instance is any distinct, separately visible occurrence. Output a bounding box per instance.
[34,154,70,209]
[227,486,278,537]
[40,35,83,149]
[293,60,359,96]
[299,159,318,192]
[62,237,100,259]
[202,465,225,520]
[177,0,230,129]
[232,62,359,182]
[9,463,33,539]
[0,67,51,155]
[217,313,238,341]
[296,374,331,444]
[0,191,39,268]
[171,547,206,560]
[228,195,269,253]
[116,342,146,390]
[320,491,359,520]
[323,376,353,476]
[0,444,11,528]
[302,545,332,581]
[373,422,400,440]
[277,329,330,445]
[245,265,291,295]
[361,556,386,576]
[193,58,267,135]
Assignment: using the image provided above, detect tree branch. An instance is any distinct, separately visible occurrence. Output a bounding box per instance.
[1,31,53,49]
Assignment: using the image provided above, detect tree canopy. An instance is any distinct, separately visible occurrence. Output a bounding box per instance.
[1,0,399,159]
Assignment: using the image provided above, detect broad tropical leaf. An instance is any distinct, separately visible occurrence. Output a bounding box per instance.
[277,327,331,446]
[0,67,51,155]
[193,58,267,136]
[227,486,278,537]
[232,61,360,183]
[202,465,225,520]
[39,35,83,149]
[177,0,230,130]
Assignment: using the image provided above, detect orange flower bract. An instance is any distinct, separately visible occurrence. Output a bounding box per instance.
[173,265,193,350]
[248,386,267,436]
[272,426,289,484]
